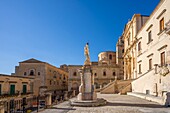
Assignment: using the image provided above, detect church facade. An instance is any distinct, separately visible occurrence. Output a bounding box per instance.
[64,51,124,92]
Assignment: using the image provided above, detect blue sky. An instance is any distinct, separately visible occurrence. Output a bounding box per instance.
[0,0,159,74]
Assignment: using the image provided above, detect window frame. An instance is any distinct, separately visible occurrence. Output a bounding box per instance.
[149,58,152,70]
[148,31,152,44]
[139,64,142,74]
[103,71,106,76]
[138,42,141,51]
[160,17,164,32]
[160,52,165,66]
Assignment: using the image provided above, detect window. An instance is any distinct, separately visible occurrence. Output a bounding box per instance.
[109,54,112,60]
[138,42,141,51]
[133,58,135,69]
[30,70,34,75]
[73,72,77,76]
[94,73,97,76]
[160,18,164,32]
[128,37,130,45]
[148,31,152,43]
[38,72,40,75]
[161,52,165,66]
[103,71,106,76]
[22,85,27,94]
[24,72,27,76]
[122,49,124,53]
[139,64,141,74]
[149,59,152,70]
[10,84,15,95]
[113,72,116,76]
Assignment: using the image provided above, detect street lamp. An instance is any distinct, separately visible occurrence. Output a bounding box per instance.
[37,95,39,112]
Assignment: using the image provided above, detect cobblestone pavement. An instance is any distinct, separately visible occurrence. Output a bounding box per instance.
[40,94,170,113]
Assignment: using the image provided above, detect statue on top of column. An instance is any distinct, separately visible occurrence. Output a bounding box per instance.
[84,43,91,65]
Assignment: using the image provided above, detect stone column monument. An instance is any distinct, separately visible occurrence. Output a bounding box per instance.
[77,43,97,101]
[70,43,107,107]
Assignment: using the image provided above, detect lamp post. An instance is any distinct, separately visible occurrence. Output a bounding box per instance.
[37,95,39,112]
[22,97,27,113]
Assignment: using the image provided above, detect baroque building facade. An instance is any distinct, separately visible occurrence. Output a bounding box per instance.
[120,0,170,105]
[64,51,124,92]
[123,14,149,80]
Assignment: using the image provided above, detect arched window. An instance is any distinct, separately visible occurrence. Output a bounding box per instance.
[103,71,106,76]
[94,73,97,76]
[109,54,112,60]
[63,75,66,80]
[24,72,27,76]
[113,72,116,76]
[73,72,77,76]
[50,80,52,85]
[38,72,40,75]
[30,70,34,75]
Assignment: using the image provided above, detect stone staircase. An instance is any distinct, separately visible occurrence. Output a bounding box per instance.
[99,79,133,94]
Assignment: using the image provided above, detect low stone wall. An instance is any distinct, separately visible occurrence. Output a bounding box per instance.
[132,68,170,97]
[127,92,170,106]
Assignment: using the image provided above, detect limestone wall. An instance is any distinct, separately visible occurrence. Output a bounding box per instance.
[132,69,170,97]
[68,64,124,91]
[0,74,33,94]
[132,0,170,97]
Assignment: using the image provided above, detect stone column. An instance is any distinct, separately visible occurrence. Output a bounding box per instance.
[46,93,52,108]
[84,67,92,93]
[72,90,76,97]
[64,91,68,101]
[77,71,84,100]
[0,101,4,113]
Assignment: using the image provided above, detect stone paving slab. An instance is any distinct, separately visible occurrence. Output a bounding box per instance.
[40,94,170,113]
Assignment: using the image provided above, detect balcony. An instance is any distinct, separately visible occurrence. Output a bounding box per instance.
[0,90,33,98]
[0,91,19,98]
[21,90,33,95]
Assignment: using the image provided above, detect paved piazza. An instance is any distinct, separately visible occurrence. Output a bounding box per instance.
[40,94,170,113]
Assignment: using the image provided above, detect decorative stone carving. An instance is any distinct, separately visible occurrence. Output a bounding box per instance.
[159,65,170,77]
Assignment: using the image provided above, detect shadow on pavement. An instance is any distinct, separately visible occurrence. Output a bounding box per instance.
[48,107,76,111]
[106,102,166,108]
